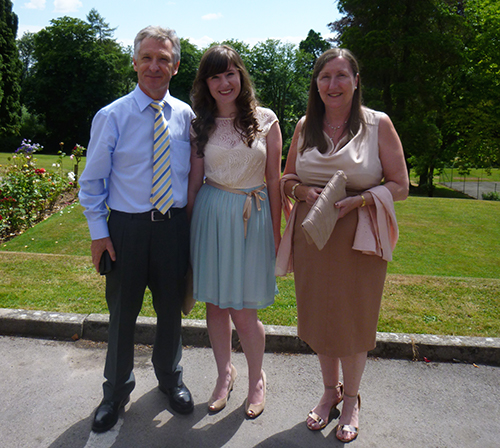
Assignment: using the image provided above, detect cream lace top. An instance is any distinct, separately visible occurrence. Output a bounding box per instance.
[296,107,385,191]
[200,107,278,189]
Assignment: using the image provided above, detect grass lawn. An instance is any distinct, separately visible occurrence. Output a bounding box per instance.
[0,152,87,178]
[1,155,499,337]
[1,193,499,338]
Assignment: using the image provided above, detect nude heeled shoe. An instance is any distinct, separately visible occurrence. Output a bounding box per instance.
[208,364,237,413]
[245,370,266,419]
[307,382,344,431]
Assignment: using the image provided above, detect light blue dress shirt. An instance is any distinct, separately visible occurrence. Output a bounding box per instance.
[79,86,194,240]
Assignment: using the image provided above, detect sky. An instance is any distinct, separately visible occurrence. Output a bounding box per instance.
[12,0,342,49]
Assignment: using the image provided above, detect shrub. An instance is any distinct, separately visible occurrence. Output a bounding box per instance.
[482,191,500,201]
[0,140,72,239]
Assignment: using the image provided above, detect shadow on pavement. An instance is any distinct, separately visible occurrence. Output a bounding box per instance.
[253,421,348,448]
[48,388,246,448]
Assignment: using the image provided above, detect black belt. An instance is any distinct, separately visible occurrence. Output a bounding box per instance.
[111,208,184,222]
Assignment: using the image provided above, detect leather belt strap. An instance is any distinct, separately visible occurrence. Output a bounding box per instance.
[111,208,184,221]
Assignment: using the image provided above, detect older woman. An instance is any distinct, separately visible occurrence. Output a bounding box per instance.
[281,48,408,442]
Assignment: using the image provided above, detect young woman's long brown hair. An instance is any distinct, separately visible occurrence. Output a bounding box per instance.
[190,45,260,157]
[300,48,364,154]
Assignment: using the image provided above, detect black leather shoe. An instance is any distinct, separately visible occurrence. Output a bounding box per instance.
[92,396,130,433]
[159,382,194,414]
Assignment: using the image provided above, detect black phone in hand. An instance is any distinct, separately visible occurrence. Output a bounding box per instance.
[99,250,112,275]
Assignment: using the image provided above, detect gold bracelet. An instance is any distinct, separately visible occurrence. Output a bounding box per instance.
[291,182,302,201]
[360,194,366,207]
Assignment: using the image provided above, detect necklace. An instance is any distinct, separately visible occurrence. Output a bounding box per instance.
[325,118,348,139]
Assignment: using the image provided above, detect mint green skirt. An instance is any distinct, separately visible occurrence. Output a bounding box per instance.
[190,183,277,310]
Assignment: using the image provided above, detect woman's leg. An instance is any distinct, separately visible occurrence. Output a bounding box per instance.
[206,303,234,401]
[306,354,342,429]
[337,351,367,441]
[230,308,265,405]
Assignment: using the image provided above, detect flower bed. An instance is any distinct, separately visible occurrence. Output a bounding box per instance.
[0,140,77,241]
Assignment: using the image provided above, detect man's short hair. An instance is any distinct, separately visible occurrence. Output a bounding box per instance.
[134,26,181,64]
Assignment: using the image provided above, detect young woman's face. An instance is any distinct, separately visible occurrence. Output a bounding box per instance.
[206,63,242,109]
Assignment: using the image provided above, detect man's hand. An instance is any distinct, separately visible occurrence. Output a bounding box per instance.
[91,237,116,273]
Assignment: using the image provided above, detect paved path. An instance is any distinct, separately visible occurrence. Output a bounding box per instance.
[440,180,499,199]
[1,336,499,448]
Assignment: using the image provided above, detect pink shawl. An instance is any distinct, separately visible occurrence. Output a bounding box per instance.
[352,185,398,262]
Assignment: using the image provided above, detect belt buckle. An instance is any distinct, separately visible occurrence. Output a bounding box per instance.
[151,210,165,221]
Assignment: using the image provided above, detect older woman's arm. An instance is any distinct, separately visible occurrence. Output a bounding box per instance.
[283,118,323,207]
[334,114,409,218]
[377,114,409,202]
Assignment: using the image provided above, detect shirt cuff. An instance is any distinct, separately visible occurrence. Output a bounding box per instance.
[87,218,110,241]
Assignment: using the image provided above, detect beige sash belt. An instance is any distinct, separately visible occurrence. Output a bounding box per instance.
[205,179,267,238]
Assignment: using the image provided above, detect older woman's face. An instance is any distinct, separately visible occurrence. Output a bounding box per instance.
[316,56,358,112]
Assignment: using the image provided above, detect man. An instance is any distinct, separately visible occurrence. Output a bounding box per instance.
[79,26,194,433]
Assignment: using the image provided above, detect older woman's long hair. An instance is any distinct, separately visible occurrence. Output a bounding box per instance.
[300,48,363,154]
[190,45,260,157]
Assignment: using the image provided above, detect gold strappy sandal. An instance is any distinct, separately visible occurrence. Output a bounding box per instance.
[306,382,344,431]
[336,393,361,443]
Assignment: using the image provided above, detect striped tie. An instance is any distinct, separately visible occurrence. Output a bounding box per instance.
[150,100,174,214]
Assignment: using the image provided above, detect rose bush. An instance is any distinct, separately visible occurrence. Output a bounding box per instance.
[0,140,73,240]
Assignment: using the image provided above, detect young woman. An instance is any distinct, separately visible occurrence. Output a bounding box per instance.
[187,45,282,418]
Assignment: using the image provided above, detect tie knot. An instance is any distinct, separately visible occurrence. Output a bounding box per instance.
[151,100,166,112]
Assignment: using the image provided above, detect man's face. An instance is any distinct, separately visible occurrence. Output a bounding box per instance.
[133,37,180,100]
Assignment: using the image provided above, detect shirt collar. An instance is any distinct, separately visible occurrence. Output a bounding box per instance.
[133,85,175,112]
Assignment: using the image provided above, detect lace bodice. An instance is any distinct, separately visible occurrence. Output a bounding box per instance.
[201,107,278,189]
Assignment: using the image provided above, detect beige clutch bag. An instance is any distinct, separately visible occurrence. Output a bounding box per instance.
[301,170,347,250]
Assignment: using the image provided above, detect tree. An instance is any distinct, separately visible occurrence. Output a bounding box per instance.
[299,29,332,64]
[86,9,135,98]
[0,0,22,141]
[86,8,116,41]
[250,40,312,154]
[17,31,36,82]
[22,14,132,151]
[169,38,202,104]
[444,0,500,171]
[330,0,467,195]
